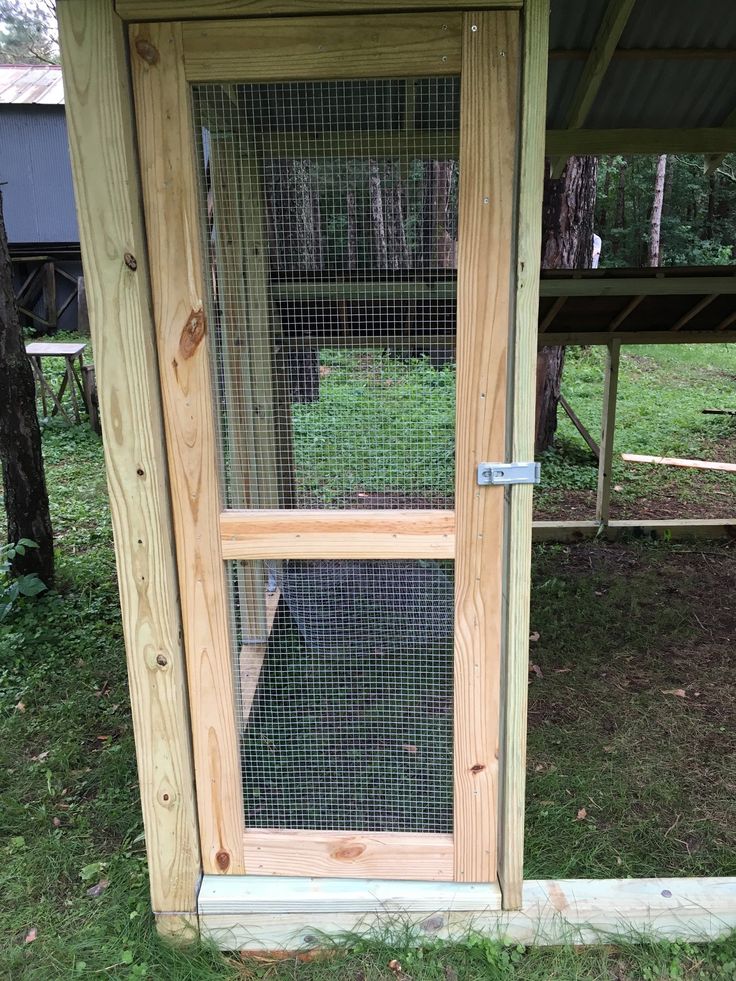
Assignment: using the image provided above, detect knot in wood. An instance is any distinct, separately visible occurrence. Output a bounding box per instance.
[215,850,230,871]
[134,37,160,65]
[179,309,206,360]
[332,843,366,861]
[124,252,137,271]
[156,654,168,667]
[470,763,485,774]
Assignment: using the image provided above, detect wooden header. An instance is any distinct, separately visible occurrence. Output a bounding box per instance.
[118,0,522,20]
[181,13,462,81]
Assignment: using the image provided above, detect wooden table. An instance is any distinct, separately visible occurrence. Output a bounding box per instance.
[26,342,86,424]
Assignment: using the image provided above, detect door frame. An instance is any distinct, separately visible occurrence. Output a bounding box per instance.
[130,9,520,882]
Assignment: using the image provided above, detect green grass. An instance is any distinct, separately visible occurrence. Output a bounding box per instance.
[1,337,735,976]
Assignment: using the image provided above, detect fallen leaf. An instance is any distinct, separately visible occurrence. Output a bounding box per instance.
[529,631,540,642]
[388,960,403,974]
[554,668,571,674]
[662,688,686,698]
[15,702,25,713]
[24,928,37,944]
[52,817,61,828]
[614,484,623,492]
[86,879,110,898]
[576,808,587,821]
[530,663,543,679]
[32,751,49,762]
[401,744,418,754]
[534,763,544,772]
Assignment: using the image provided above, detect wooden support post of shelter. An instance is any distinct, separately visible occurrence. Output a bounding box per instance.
[596,340,621,527]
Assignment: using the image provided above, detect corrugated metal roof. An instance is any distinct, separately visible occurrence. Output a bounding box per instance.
[0,65,64,106]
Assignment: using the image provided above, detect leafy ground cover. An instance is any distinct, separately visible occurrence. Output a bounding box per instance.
[0,337,734,977]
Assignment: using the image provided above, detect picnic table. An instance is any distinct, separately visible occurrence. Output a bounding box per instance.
[26,341,86,424]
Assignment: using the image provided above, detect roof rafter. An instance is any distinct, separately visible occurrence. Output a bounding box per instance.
[550,0,637,178]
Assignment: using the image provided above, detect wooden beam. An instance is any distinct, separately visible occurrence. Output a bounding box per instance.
[550,47,736,62]
[717,309,736,331]
[622,453,736,474]
[243,830,454,880]
[608,294,644,332]
[671,294,719,330]
[547,128,736,157]
[596,341,621,525]
[532,519,736,543]
[542,330,736,346]
[550,0,636,176]
[117,0,522,19]
[540,275,736,297]
[538,295,566,333]
[454,10,518,885]
[198,875,736,949]
[239,585,280,726]
[559,394,599,458]
[181,14,463,81]
[220,509,455,559]
[704,107,736,175]
[130,20,244,876]
[57,0,201,930]
[498,0,548,913]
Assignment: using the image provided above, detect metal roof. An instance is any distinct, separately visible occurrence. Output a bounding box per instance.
[0,65,64,106]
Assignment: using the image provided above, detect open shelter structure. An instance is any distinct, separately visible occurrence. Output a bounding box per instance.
[56,0,736,950]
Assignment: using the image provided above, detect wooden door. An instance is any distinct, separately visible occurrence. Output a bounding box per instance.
[131,10,518,883]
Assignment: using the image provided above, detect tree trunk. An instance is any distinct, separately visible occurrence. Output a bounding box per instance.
[0,190,53,582]
[648,153,667,267]
[535,155,598,453]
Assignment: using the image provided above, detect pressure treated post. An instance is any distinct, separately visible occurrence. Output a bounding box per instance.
[57,0,201,940]
[596,340,621,526]
[498,0,550,910]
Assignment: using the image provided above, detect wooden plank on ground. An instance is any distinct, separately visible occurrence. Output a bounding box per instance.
[220,509,455,559]
[181,14,462,81]
[130,19,244,876]
[531,519,736,543]
[622,453,736,474]
[454,9,519,884]
[198,875,736,949]
[243,830,454,880]
[498,0,547,913]
[57,0,201,923]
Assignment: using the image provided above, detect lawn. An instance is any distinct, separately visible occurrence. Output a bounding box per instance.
[1,337,735,978]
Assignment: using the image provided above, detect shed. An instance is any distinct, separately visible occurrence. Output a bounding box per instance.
[0,64,82,332]
[56,0,736,951]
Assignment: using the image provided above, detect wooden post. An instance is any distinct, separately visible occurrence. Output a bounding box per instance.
[498,0,549,911]
[57,0,201,939]
[454,10,519,884]
[596,340,621,526]
[77,275,90,335]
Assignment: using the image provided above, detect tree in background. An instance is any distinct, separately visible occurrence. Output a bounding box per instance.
[0,0,58,65]
[0,190,54,584]
[535,155,598,453]
[596,153,736,268]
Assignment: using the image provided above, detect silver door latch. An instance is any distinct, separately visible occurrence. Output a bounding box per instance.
[477,461,541,486]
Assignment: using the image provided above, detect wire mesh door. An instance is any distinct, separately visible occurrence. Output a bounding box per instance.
[132,11,519,882]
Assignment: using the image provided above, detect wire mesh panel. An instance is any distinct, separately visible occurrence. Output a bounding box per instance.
[230,559,454,833]
[192,78,459,510]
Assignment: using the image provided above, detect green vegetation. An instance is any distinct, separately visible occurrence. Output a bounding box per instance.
[1,339,735,977]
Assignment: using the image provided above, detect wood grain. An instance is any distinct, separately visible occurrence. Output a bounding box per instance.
[130,20,244,875]
[118,0,520,21]
[596,341,621,525]
[453,10,519,883]
[243,830,454,880]
[181,14,462,81]
[220,509,455,559]
[498,0,548,911]
[57,0,201,920]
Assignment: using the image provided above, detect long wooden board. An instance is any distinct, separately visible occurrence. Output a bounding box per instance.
[199,875,736,949]
[453,10,519,883]
[243,830,454,880]
[118,0,521,20]
[181,14,462,81]
[622,453,736,474]
[220,509,455,559]
[57,0,201,925]
[130,20,244,876]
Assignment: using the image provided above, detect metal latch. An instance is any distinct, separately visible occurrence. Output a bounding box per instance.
[477,461,541,486]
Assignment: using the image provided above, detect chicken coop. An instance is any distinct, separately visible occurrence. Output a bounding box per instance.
[57,0,736,950]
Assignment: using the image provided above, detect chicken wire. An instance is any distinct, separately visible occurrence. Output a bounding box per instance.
[230,559,454,833]
[192,78,460,510]
[193,77,460,833]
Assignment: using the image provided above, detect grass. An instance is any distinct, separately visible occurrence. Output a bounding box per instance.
[1,336,735,977]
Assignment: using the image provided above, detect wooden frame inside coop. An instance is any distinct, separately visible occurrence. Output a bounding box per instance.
[57,0,736,950]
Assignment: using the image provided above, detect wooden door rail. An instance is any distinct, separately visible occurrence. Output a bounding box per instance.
[220,509,455,559]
